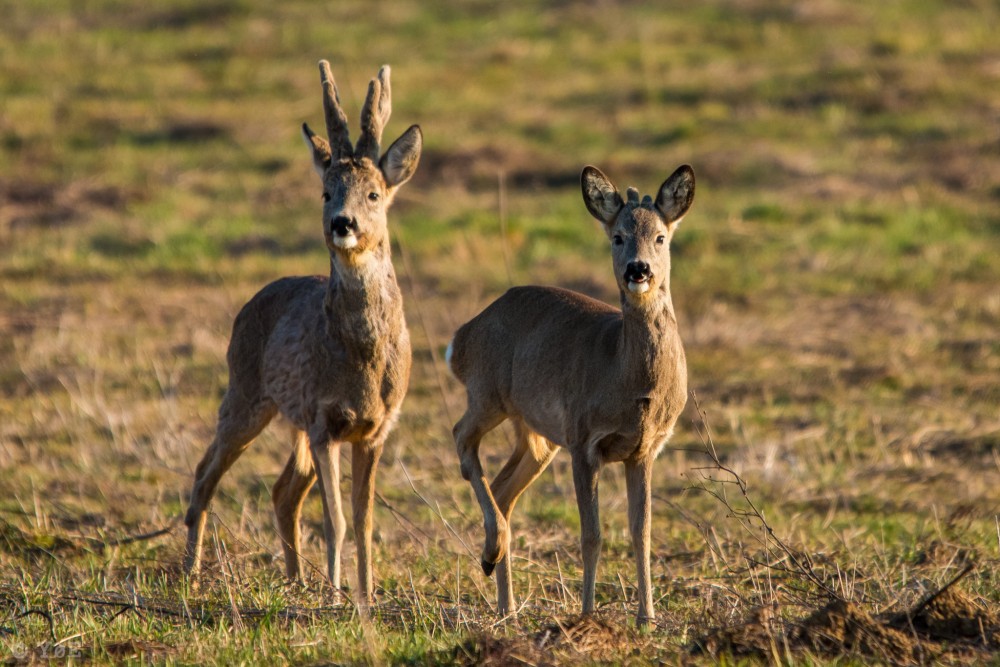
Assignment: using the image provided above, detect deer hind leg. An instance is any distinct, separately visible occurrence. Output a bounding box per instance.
[453,406,507,576]
[184,394,277,574]
[273,428,318,581]
[311,437,347,593]
[490,419,558,617]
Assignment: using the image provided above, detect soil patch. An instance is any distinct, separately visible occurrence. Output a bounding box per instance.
[453,614,633,666]
[893,586,1000,646]
[788,599,918,664]
[692,581,999,665]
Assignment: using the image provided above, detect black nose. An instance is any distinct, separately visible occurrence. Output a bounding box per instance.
[624,261,651,282]
[330,216,358,237]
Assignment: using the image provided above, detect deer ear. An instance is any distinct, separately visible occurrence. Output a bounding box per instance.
[656,165,695,225]
[302,123,332,178]
[380,124,422,188]
[581,166,623,226]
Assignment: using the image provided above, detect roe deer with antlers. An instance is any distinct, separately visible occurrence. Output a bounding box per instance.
[183,61,421,605]
[447,164,694,625]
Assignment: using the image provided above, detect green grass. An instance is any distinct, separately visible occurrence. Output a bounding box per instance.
[1,0,1000,663]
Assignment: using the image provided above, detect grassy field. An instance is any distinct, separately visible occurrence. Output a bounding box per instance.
[2,0,999,663]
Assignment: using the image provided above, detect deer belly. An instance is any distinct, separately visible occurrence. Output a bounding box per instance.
[514,396,571,448]
[594,405,673,463]
[595,431,643,462]
[325,407,382,441]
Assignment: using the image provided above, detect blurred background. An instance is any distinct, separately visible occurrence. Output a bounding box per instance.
[1,0,998,662]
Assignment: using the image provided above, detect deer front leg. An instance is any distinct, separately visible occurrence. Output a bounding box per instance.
[310,433,347,592]
[351,440,384,608]
[625,457,654,626]
[572,453,602,614]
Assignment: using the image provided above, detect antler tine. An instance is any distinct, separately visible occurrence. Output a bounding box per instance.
[375,65,392,130]
[355,65,392,161]
[318,60,352,160]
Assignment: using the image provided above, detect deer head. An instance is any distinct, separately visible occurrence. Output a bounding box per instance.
[581,165,695,304]
[302,61,422,264]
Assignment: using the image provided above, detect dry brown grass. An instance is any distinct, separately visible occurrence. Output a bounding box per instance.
[2,0,1000,663]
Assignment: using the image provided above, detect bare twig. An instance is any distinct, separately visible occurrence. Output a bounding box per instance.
[374,490,434,548]
[905,561,975,621]
[11,609,56,642]
[96,520,178,549]
[394,235,456,427]
[212,524,245,632]
[398,460,476,559]
[688,391,842,602]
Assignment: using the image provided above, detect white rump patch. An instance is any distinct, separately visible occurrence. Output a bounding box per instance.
[627,280,650,294]
[445,338,455,377]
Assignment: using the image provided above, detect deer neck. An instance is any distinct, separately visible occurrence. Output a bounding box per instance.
[617,284,680,389]
[323,245,403,361]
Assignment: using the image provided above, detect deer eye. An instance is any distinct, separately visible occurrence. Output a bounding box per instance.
[321,192,331,203]
[613,235,624,246]
[656,235,666,245]
[367,192,380,202]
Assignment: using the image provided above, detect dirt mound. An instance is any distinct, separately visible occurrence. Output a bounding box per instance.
[453,614,632,666]
[535,614,628,659]
[895,587,1000,645]
[688,605,778,660]
[454,633,543,666]
[789,599,917,664]
[691,601,918,663]
[693,583,998,664]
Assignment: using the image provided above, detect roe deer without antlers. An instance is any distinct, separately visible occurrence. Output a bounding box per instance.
[183,61,421,605]
[447,164,695,626]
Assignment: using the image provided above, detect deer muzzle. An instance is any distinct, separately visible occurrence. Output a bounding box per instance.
[329,216,360,249]
[624,261,652,294]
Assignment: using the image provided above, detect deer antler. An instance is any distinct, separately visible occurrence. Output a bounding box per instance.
[318,60,352,160]
[355,65,392,161]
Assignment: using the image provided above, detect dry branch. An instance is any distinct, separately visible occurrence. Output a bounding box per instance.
[688,392,841,601]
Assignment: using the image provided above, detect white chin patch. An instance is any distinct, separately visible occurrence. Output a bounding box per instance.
[332,234,359,250]
[627,280,650,294]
